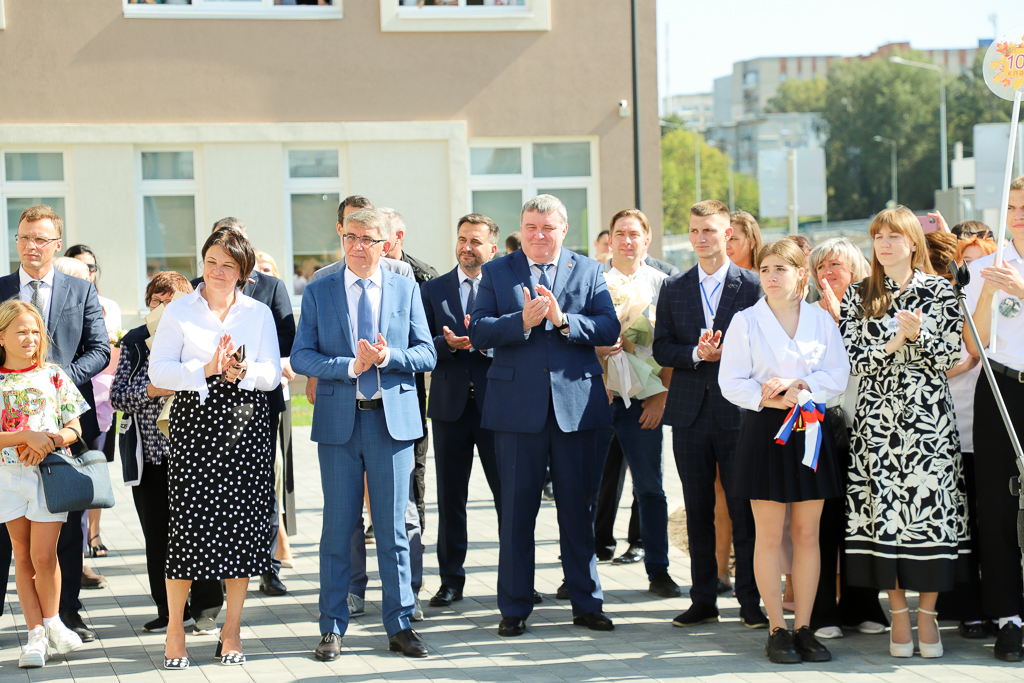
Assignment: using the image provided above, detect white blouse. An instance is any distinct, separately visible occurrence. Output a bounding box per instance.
[149,285,282,404]
[720,298,851,412]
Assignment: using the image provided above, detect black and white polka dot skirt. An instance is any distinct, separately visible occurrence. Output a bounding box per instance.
[165,380,273,580]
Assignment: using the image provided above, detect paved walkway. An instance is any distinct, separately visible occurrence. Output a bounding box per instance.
[1,425,1022,681]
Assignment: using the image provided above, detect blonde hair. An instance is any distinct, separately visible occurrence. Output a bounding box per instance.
[690,199,730,218]
[729,210,763,267]
[808,237,872,295]
[255,251,281,279]
[1012,175,1024,191]
[0,300,49,368]
[756,240,808,298]
[858,207,934,319]
[53,256,90,280]
[19,204,64,237]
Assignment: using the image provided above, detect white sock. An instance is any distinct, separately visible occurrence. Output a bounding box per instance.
[965,620,984,626]
[998,616,1023,628]
[28,625,45,636]
[41,615,61,630]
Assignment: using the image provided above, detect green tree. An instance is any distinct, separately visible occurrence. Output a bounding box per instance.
[765,77,827,113]
[661,124,758,234]
[947,50,1013,159]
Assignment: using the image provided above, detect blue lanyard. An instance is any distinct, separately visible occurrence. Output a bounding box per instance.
[700,280,721,321]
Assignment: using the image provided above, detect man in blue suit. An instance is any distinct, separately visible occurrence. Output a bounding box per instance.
[468,195,619,637]
[291,208,437,660]
[0,205,110,643]
[421,213,503,607]
[652,199,767,630]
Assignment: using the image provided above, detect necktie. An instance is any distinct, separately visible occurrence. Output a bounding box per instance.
[465,279,477,317]
[28,281,44,318]
[536,263,552,292]
[356,279,379,397]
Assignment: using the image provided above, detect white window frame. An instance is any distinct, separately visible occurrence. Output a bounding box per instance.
[0,1,6,30]
[283,146,344,304]
[136,147,203,308]
[467,137,600,254]
[0,148,73,273]
[123,0,343,21]
[381,0,549,32]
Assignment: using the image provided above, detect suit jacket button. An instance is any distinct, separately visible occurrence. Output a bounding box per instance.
[543,367,549,373]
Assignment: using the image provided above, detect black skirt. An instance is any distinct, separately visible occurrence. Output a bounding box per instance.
[730,406,842,503]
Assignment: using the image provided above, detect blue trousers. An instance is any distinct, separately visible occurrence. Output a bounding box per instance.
[594,397,668,577]
[495,409,603,619]
[318,409,414,637]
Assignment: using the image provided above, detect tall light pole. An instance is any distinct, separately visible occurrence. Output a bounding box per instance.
[890,55,948,191]
[873,135,898,207]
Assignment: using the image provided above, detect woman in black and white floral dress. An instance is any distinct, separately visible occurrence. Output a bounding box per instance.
[840,207,967,660]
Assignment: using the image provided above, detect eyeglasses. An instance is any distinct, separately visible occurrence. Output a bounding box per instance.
[342,234,386,248]
[85,264,98,273]
[15,235,60,248]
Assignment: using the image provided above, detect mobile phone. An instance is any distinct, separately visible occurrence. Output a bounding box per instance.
[917,215,939,233]
[1,445,23,465]
[232,345,246,363]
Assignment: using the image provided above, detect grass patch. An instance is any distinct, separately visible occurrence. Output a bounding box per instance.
[291,395,313,426]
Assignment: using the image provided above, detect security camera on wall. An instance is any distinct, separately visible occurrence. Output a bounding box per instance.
[619,100,630,118]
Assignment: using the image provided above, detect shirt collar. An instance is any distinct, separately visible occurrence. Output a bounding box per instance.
[187,283,252,309]
[19,265,55,288]
[457,267,480,285]
[1005,241,1024,264]
[345,264,384,291]
[883,268,925,294]
[526,248,562,269]
[698,260,730,285]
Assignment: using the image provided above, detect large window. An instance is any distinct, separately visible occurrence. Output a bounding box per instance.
[382,0,548,31]
[467,139,599,255]
[285,148,343,297]
[137,150,201,288]
[1,151,70,274]
[124,0,342,20]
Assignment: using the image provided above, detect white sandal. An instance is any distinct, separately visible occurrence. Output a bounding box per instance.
[917,607,943,658]
[889,607,913,658]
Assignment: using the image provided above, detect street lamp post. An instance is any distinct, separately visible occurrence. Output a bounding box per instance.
[890,55,948,191]
[873,135,898,207]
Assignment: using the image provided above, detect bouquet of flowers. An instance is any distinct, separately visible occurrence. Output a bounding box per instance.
[602,270,667,407]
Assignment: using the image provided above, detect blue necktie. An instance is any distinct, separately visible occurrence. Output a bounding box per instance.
[356,279,379,397]
[536,263,552,292]
[465,279,477,318]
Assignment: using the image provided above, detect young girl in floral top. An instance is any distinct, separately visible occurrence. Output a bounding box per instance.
[0,300,91,669]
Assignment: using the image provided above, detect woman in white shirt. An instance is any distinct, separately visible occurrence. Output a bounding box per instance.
[149,228,281,670]
[720,239,850,664]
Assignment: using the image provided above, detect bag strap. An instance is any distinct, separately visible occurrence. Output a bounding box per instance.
[65,426,83,456]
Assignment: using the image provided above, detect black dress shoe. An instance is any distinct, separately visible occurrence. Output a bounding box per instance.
[671,603,719,627]
[573,611,614,631]
[716,578,733,595]
[314,633,342,661]
[995,622,1024,662]
[649,572,683,598]
[793,626,831,662]
[765,627,801,664]
[388,628,427,657]
[259,573,287,596]
[596,546,615,562]
[611,544,645,564]
[59,610,96,642]
[739,605,770,629]
[498,617,527,637]
[555,581,569,600]
[958,621,989,639]
[533,590,543,604]
[428,585,463,607]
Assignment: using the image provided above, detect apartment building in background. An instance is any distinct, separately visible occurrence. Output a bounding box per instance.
[0,0,660,324]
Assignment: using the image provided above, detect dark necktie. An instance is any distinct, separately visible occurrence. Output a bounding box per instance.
[537,263,552,292]
[356,279,379,397]
[465,279,477,317]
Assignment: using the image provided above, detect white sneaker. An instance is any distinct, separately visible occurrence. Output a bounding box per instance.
[347,593,365,617]
[19,627,48,668]
[411,595,424,623]
[46,622,84,654]
[857,620,887,635]
[815,626,844,639]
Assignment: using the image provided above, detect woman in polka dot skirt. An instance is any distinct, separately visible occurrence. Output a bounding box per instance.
[149,228,281,670]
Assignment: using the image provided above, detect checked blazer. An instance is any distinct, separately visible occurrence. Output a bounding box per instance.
[652,262,761,430]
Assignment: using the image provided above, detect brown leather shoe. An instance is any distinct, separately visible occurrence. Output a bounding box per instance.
[314,633,342,661]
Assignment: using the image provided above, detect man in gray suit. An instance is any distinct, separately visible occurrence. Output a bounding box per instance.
[0,204,110,642]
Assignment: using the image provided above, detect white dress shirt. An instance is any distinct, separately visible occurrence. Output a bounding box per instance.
[719,298,851,412]
[966,241,1024,370]
[692,260,731,364]
[343,266,391,400]
[19,266,55,328]
[149,285,282,405]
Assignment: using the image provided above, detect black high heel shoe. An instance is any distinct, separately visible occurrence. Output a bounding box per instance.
[215,638,246,665]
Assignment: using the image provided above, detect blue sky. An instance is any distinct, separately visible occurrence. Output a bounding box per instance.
[656,0,1024,96]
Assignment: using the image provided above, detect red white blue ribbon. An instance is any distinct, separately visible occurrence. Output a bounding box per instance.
[773,390,826,471]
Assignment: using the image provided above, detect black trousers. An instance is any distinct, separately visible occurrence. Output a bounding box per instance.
[972,372,1024,619]
[936,451,985,622]
[0,510,86,616]
[132,460,223,620]
[594,436,640,552]
[267,409,281,577]
[672,403,759,608]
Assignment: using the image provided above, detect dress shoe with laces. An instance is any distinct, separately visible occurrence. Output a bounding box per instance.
[648,572,683,598]
[995,622,1024,662]
[671,603,719,627]
[739,605,769,629]
[60,610,96,642]
[793,626,831,662]
[573,611,614,631]
[555,581,569,600]
[314,633,342,661]
[259,572,287,596]
[533,590,543,604]
[389,628,428,657]
[429,585,463,607]
[612,544,645,564]
[765,627,801,663]
[596,546,615,562]
[498,617,527,637]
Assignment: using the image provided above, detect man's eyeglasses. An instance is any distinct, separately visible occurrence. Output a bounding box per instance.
[15,235,60,248]
[342,234,386,248]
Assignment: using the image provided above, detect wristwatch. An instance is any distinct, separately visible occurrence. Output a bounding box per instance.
[556,313,570,331]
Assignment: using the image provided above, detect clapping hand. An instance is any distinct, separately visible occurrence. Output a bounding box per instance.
[895,308,923,342]
[535,285,564,328]
[979,261,1024,299]
[819,278,842,323]
[522,286,550,330]
[354,333,388,374]
[696,329,723,362]
[204,334,236,378]
[443,322,472,350]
